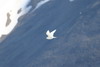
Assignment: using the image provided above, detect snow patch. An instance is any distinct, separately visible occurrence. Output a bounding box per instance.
[69,0,74,2]
[31,0,50,12]
[0,0,32,38]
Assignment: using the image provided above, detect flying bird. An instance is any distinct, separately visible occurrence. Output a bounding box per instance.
[46,29,56,40]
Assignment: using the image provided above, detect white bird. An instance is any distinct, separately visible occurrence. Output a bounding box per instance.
[46,29,56,40]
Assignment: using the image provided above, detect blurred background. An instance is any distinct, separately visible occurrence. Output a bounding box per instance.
[0,0,100,67]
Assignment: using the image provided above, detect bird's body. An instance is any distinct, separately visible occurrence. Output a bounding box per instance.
[46,29,56,40]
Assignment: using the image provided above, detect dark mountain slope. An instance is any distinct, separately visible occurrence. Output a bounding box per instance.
[0,0,100,67]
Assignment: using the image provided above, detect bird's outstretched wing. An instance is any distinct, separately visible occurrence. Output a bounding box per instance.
[51,29,56,35]
[46,30,50,35]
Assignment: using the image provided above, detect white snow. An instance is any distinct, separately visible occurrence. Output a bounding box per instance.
[31,0,50,12]
[69,0,74,2]
[0,0,32,38]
